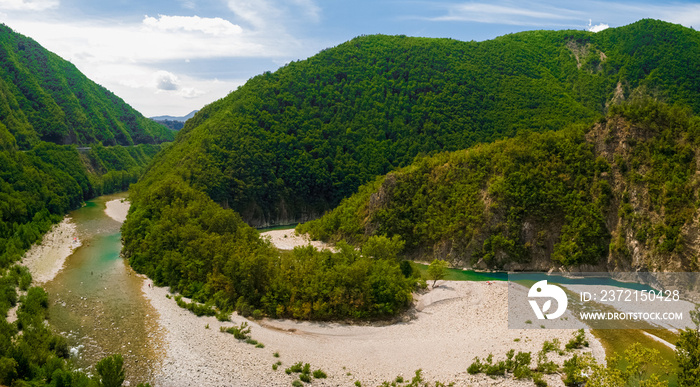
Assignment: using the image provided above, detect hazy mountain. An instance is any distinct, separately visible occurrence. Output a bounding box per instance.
[150,110,199,122]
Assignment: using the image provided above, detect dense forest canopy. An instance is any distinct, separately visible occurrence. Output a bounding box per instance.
[0,24,173,385]
[120,20,700,323]
[134,19,700,228]
[299,99,700,271]
[0,23,174,271]
[0,24,174,148]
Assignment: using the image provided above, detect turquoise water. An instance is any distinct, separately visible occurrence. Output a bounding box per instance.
[413,263,507,281]
[43,193,160,384]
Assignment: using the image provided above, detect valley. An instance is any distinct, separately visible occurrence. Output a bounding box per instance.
[1,13,700,387]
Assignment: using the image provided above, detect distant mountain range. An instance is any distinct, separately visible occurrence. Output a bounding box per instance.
[150,110,199,122]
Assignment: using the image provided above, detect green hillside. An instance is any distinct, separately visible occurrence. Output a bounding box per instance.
[0,23,173,270]
[118,20,700,322]
[299,99,700,271]
[0,25,171,385]
[0,24,174,148]
[131,19,700,230]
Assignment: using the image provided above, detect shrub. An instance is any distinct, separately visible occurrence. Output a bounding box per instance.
[252,309,263,320]
[286,362,303,373]
[49,336,70,359]
[536,351,559,374]
[485,361,507,376]
[467,357,483,374]
[513,365,531,379]
[174,295,217,316]
[565,329,589,350]
[95,354,125,387]
[563,354,589,386]
[299,373,311,383]
[216,311,231,321]
[235,297,253,317]
[274,352,280,358]
[313,369,327,378]
[220,321,251,340]
[255,343,265,348]
[533,372,548,387]
[292,380,303,387]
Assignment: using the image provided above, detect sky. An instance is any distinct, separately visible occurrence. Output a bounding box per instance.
[0,1,699,117]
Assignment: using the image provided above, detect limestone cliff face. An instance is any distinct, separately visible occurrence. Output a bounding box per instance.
[586,116,700,273]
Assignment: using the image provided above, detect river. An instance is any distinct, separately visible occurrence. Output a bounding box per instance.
[43,192,162,385]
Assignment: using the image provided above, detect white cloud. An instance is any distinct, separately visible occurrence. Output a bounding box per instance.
[658,4,700,28]
[153,70,180,91]
[0,2,325,116]
[180,0,195,9]
[4,19,284,67]
[291,0,321,23]
[429,2,581,26]
[227,0,275,29]
[143,15,243,36]
[227,0,321,29]
[425,1,700,30]
[0,0,58,11]
[178,87,205,99]
[588,22,609,33]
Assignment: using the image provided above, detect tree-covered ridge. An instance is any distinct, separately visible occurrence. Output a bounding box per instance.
[138,19,700,228]
[0,121,162,384]
[0,24,174,148]
[0,120,163,268]
[299,100,700,271]
[122,174,416,321]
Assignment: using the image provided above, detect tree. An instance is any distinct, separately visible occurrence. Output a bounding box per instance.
[361,235,405,260]
[95,354,125,387]
[676,304,700,387]
[427,259,448,288]
[585,343,669,387]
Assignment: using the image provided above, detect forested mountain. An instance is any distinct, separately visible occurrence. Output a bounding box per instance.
[299,99,700,272]
[151,119,184,131]
[0,23,173,269]
[0,24,174,148]
[0,24,171,385]
[129,19,700,230]
[119,20,700,320]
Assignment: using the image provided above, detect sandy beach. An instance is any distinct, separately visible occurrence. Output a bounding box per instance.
[143,228,605,386]
[105,198,130,223]
[102,197,605,385]
[21,218,81,284]
[260,229,332,251]
[145,279,603,386]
